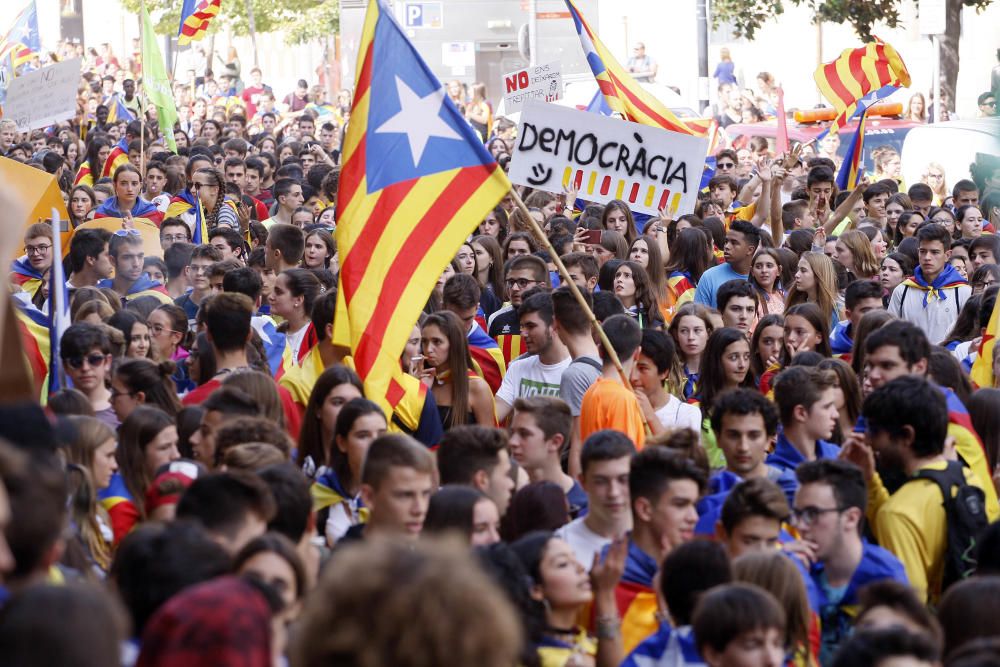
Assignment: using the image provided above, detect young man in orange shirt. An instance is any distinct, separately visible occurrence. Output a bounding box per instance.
[579,314,646,449]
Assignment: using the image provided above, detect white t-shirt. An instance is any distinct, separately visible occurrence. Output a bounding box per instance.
[555,516,611,571]
[496,354,571,405]
[655,395,702,434]
[285,323,310,365]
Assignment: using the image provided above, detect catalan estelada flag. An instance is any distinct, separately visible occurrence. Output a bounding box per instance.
[564,0,710,138]
[468,322,506,393]
[178,0,222,46]
[814,37,910,136]
[0,2,40,69]
[165,189,208,243]
[12,292,50,403]
[332,0,509,415]
[101,137,129,178]
[105,95,135,124]
[836,108,868,190]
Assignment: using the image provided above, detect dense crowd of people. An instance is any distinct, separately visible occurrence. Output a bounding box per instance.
[1,34,1000,667]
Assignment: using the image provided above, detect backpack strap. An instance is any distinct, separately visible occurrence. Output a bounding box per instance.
[900,284,909,314]
[955,287,964,312]
[911,461,965,497]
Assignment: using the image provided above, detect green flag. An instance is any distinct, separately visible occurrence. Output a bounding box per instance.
[141,5,178,152]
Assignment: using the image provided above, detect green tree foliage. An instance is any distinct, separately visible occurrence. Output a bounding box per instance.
[711,0,989,41]
[710,0,994,113]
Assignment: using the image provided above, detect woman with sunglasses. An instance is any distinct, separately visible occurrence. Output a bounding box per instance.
[110,358,183,423]
[192,167,240,232]
[92,164,164,226]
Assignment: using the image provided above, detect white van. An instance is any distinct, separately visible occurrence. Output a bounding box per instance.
[900,118,1000,190]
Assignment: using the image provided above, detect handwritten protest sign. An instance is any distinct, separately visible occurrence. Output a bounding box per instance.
[3,58,82,132]
[509,100,708,217]
[502,61,562,113]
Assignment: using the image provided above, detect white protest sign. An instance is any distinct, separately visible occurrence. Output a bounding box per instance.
[502,61,562,113]
[3,58,82,132]
[509,100,708,217]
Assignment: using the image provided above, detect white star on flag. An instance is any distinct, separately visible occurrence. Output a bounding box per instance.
[375,75,461,167]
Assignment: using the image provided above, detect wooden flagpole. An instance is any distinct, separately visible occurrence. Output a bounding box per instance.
[508,189,640,400]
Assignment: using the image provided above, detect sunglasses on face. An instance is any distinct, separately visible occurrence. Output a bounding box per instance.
[717,162,736,169]
[64,353,108,370]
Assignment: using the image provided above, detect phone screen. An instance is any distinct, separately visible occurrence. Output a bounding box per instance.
[585,230,603,245]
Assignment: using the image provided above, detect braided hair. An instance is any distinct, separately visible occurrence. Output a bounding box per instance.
[194,167,228,231]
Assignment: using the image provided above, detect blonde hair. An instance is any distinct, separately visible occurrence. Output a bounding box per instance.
[64,415,116,572]
[923,161,948,198]
[786,251,838,318]
[733,551,812,662]
[838,230,880,279]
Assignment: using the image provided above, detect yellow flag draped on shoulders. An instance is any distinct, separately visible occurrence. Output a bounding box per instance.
[971,294,999,389]
[332,0,509,414]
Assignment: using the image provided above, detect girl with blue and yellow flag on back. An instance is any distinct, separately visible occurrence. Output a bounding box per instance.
[310,399,386,546]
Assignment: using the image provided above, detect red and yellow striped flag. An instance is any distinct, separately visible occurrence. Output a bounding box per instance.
[814,37,910,135]
[332,0,509,412]
[177,0,222,46]
[101,137,130,178]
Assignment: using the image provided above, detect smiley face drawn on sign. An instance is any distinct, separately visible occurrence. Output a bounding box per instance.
[526,163,553,186]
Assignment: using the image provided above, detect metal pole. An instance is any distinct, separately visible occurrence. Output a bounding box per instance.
[816,21,824,106]
[932,35,941,123]
[139,0,145,175]
[696,0,709,112]
[528,0,538,66]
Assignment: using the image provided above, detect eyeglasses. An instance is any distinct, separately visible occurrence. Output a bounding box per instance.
[984,101,997,107]
[505,278,538,290]
[149,323,181,336]
[25,244,52,255]
[109,388,136,401]
[161,233,190,243]
[64,353,108,370]
[974,279,997,290]
[716,162,736,169]
[790,505,843,527]
[114,229,141,238]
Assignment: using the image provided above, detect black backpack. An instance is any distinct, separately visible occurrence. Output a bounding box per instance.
[907,461,989,590]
